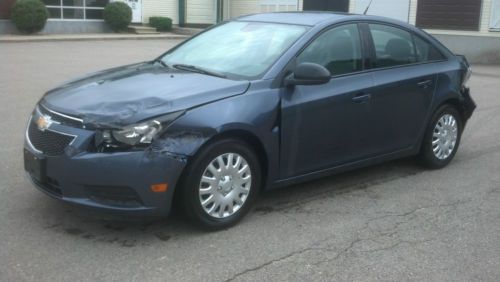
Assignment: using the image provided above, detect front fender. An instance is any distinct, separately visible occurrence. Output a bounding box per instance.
[150,82,282,187]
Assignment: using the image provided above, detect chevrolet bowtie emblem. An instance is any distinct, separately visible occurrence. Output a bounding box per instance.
[36,115,53,131]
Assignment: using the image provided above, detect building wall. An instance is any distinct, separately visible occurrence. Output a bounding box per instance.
[408,0,499,37]
[142,0,178,24]
[226,0,303,19]
[228,0,260,18]
[411,0,500,63]
[186,0,215,24]
[352,0,410,22]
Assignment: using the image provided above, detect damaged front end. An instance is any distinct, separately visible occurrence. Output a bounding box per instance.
[24,104,191,217]
[24,61,253,216]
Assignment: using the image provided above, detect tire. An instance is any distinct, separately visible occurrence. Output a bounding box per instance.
[418,105,463,169]
[180,138,261,230]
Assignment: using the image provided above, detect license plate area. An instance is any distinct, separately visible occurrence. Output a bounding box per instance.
[24,149,46,183]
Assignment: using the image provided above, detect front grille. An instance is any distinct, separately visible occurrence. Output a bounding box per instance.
[38,105,84,128]
[28,120,75,156]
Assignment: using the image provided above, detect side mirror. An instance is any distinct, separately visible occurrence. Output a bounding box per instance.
[285,62,331,86]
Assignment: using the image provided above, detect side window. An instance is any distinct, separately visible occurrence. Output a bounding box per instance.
[413,35,446,62]
[369,24,417,68]
[297,24,363,76]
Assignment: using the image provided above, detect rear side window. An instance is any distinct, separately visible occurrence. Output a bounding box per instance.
[297,24,363,76]
[413,35,446,62]
[368,24,417,68]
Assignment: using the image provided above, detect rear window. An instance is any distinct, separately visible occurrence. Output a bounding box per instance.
[368,23,446,68]
[413,35,446,62]
[369,24,417,68]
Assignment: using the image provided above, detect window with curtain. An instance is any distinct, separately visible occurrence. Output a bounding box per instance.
[42,0,109,20]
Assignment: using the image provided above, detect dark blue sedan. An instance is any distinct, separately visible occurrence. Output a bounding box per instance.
[24,12,476,229]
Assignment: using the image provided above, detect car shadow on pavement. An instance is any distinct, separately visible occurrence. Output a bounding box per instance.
[34,157,422,246]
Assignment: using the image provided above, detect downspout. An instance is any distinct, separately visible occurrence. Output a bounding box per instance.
[178,0,185,27]
[216,0,223,23]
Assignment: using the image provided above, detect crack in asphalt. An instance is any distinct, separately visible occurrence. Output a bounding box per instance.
[224,199,474,281]
[223,247,318,282]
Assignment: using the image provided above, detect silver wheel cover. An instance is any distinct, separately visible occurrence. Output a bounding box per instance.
[199,153,252,219]
[432,114,458,160]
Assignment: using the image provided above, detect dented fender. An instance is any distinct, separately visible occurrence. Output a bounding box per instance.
[151,81,282,187]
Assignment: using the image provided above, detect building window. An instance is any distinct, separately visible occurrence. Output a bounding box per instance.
[43,0,109,20]
[416,0,482,31]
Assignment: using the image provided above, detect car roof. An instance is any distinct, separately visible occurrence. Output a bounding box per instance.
[235,12,356,26]
[235,12,413,28]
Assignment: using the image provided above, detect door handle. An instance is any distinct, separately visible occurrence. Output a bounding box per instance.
[417,79,433,88]
[352,93,371,103]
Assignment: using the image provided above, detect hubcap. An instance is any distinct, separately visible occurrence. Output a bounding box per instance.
[199,153,252,219]
[432,114,458,160]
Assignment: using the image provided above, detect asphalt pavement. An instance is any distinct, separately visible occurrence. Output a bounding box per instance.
[0,40,499,281]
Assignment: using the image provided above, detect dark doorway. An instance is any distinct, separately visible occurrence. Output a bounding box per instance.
[303,0,349,12]
[0,0,16,19]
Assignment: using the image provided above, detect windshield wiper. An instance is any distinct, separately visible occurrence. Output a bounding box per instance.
[173,64,227,78]
[154,59,170,68]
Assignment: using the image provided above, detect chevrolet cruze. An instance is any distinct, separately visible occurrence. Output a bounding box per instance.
[24,12,476,229]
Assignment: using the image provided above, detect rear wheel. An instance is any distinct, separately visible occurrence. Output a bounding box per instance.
[180,139,261,229]
[418,105,463,169]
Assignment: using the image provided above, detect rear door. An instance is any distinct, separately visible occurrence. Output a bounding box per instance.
[362,23,444,153]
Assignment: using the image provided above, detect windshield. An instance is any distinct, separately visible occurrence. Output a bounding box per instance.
[159,21,308,80]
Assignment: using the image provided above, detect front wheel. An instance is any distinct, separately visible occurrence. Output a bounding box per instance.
[180,139,261,230]
[418,105,463,169]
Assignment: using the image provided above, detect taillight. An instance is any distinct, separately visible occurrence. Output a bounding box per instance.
[456,55,471,88]
[463,65,472,88]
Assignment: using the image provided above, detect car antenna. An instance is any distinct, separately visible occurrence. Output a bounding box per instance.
[364,0,374,15]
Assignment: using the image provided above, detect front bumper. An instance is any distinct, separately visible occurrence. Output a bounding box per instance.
[24,111,187,217]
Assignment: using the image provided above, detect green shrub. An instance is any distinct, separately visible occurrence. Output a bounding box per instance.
[149,16,172,31]
[103,2,132,32]
[11,0,48,34]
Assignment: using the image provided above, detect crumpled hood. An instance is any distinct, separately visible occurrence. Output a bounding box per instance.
[41,62,250,128]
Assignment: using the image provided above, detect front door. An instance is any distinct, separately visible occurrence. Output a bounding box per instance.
[126,0,142,23]
[280,24,375,178]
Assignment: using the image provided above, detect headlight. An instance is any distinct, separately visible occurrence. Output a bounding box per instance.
[113,120,162,145]
[99,111,184,147]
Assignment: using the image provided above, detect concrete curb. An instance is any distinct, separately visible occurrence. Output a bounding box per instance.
[0,33,190,43]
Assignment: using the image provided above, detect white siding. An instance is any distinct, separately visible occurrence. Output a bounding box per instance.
[226,0,301,19]
[227,0,260,18]
[186,0,216,24]
[408,0,417,25]
[353,0,410,22]
[141,0,178,24]
[492,0,500,30]
[349,0,357,13]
